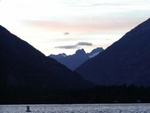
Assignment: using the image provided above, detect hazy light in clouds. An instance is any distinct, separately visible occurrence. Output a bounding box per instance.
[0,0,150,55]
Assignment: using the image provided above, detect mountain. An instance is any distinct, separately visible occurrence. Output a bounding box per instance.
[50,49,89,70]
[0,25,92,90]
[49,47,103,70]
[87,47,104,58]
[76,18,150,86]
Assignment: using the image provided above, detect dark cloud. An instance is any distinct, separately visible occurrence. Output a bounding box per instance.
[64,32,70,35]
[55,42,93,49]
[77,42,93,46]
[55,45,77,49]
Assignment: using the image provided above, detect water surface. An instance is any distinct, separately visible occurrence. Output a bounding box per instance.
[0,104,150,113]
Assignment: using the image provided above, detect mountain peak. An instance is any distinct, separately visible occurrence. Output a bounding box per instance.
[88,47,104,58]
[49,48,103,70]
[0,25,10,37]
[0,25,6,30]
[0,25,12,35]
[75,49,86,56]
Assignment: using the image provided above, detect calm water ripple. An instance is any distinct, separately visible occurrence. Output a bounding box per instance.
[0,104,150,113]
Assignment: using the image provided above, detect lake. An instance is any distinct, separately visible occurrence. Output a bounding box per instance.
[0,104,150,113]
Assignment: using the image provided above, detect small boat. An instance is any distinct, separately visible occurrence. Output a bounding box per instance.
[26,106,31,112]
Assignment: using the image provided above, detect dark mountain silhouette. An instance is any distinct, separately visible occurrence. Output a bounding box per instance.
[0,25,92,90]
[49,48,103,70]
[76,18,150,86]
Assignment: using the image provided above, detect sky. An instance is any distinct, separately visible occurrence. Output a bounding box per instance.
[0,0,150,55]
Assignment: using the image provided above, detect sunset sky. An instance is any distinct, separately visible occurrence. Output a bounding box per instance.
[0,0,150,55]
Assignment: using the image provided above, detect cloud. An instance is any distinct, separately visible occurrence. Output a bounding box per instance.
[55,42,93,49]
[55,45,77,49]
[89,3,128,7]
[59,1,128,7]
[76,42,93,46]
[25,16,142,33]
[64,32,70,35]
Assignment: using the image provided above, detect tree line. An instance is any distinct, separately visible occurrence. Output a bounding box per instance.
[1,84,150,104]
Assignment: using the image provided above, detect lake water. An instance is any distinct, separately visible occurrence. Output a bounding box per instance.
[0,104,150,113]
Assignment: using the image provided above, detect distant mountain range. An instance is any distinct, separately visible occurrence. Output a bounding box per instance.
[76,18,150,86]
[0,25,92,90]
[49,48,104,70]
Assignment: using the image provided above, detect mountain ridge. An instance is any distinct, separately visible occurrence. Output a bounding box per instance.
[76,18,150,86]
[0,25,92,90]
[49,47,103,70]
